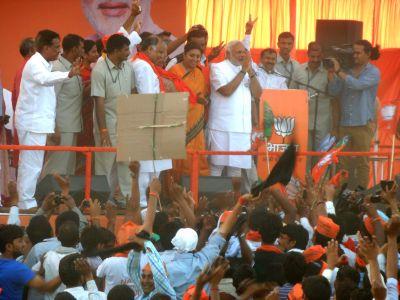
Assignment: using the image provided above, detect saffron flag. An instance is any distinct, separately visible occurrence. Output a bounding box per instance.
[311,136,349,183]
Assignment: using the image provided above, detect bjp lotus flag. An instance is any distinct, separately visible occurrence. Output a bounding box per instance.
[311,136,349,183]
[257,89,309,181]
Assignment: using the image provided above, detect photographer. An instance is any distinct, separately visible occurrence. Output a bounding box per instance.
[327,40,381,189]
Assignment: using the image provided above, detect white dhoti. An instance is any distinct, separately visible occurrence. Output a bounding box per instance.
[138,159,172,207]
[207,129,251,172]
[17,130,47,209]
[41,132,77,178]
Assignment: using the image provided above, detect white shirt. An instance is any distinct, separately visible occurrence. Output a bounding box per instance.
[255,66,287,90]
[96,256,134,294]
[209,59,252,133]
[130,58,172,173]
[15,52,70,133]
[64,280,107,300]
[32,246,78,300]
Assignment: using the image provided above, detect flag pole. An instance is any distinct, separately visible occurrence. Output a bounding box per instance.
[389,134,395,180]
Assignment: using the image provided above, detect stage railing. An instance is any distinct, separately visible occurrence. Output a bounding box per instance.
[0,145,398,203]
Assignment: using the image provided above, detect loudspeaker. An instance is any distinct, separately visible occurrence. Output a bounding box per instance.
[316,20,363,51]
[35,175,110,206]
[180,175,236,199]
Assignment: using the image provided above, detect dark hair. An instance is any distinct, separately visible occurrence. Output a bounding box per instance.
[281,224,309,250]
[307,42,322,53]
[140,32,154,41]
[349,288,372,300]
[140,36,161,52]
[336,212,361,235]
[106,34,130,54]
[335,266,360,300]
[260,48,277,58]
[150,294,171,300]
[55,210,79,235]
[57,221,79,248]
[55,292,77,300]
[184,42,203,54]
[278,32,294,41]
[304,261,325,277]
[35,29,60,52]
[354,40,380,60]
[336,265,360,284]
[157,31,172,38]
[313,231,331,248]
[59,253,83,287]
[153,212,169,236]
[0,224,24,252]
[83,39,96,54]
[80,226,102,255]
[26,215,52,245]
[283,252,307,284]
[107,284,135,300]
[187,28,208,41]
[159,220,184,251]
[99,227,116,246]
[95,38,104,54]
[19,37,35,58]
[62,34,84,52]
[257,212,283,244]
[232,264,256,290]
[302,275,331,300]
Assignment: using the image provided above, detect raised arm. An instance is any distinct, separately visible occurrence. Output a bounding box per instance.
[125,161,142,224]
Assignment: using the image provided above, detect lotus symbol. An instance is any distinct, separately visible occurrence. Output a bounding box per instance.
[274,117,295,142]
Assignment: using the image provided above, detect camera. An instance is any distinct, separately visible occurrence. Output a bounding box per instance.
[323,45,354,71]
[54,192,63,206]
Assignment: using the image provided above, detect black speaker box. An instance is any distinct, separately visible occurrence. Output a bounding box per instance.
[35,175,110,206]
[180,175,239,199]
[316,20,363,51]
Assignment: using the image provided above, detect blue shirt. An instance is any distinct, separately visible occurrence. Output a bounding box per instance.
[328,63,380,126]
[0,258,36,300]
[161,232,226,299]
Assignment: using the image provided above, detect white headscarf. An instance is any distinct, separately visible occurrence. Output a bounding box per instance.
[171,228,198,252]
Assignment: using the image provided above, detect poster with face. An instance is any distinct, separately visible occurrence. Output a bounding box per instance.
[81,0,164,38]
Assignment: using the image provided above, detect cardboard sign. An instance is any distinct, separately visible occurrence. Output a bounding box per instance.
[116,92,189,162]
[257,89,309,180]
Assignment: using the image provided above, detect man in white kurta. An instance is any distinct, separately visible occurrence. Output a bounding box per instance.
[15,30,80,209]
[208,41,262,177]
[255,48,287,90]
[131,36,172,208]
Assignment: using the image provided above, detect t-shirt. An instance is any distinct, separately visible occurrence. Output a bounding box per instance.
[96,257,134,294]
[0,258,35,300]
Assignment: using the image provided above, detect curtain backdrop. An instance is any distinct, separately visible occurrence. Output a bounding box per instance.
[186,0,400,49]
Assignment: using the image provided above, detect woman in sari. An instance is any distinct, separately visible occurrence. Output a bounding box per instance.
[169,42,209,177]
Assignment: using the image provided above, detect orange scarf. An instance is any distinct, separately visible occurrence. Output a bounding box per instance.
[257,244,283,254]
[134,52,197,104]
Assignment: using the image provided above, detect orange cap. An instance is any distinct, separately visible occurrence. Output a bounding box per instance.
[303,245,326,263]
[117,220,142,245]
[246,230,262,242]
[316,216,340,239]
[183,285,208,300]
[288,283,303,300]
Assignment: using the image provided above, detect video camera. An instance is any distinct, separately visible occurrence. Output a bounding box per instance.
[322,45,354,71]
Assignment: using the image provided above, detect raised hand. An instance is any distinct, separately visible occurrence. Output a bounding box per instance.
[68,57,82,78]
[149,177,162,195]
[357,232,379,262]
[207,41,225,62]
[53,173,70,196]
[129,161,140,177]
[131,0,142,17]
[245,14,258,34]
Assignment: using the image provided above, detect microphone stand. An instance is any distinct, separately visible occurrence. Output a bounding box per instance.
[273,70,332,151]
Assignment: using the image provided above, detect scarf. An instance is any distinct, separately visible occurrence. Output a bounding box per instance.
[257,244,283,254]
[134,52,197,104]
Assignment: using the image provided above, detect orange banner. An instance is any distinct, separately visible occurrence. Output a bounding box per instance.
[257,89,309,180]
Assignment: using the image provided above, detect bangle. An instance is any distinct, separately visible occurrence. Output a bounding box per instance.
[210,287,219,291]
[149,191,159,198]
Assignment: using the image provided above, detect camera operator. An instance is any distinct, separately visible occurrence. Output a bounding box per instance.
[327,40,381,189]
[290,42,332,168]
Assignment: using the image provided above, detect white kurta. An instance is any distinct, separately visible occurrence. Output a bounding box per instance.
[208,59,252,169]
[131,58,172,173]
[255,66,288,90]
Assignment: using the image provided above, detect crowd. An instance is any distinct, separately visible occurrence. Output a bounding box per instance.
[0,1,388,300]
[1,162,400,300]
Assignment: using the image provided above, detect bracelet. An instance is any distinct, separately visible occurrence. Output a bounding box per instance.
[149,191,159,198]
[239,196,247,205]
[210,287,219,291]
[240,70,246,75]
[100,128,108,133]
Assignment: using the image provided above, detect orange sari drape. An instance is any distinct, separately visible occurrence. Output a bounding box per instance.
[169,63,209,176]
